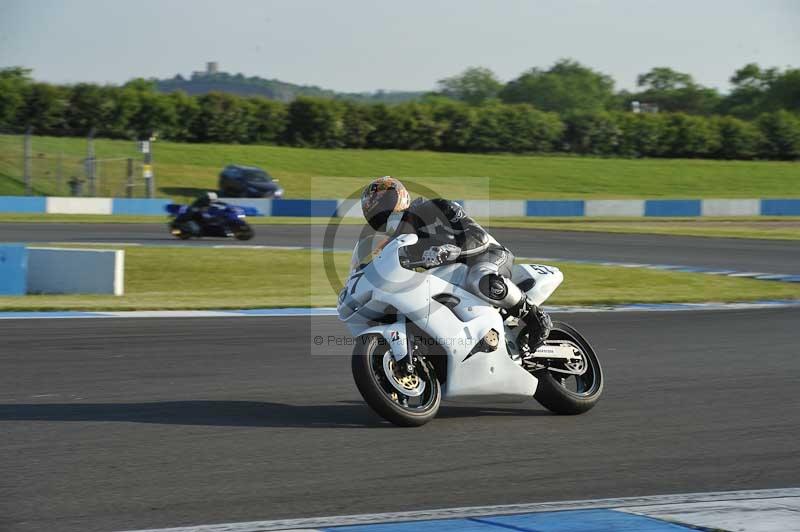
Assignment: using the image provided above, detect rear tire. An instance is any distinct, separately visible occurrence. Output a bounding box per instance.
[171,221,195,240]
[533,321,603,415]
[352,334,440,427]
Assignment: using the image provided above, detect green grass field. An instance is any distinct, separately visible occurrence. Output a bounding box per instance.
[2,134,798,201]
[2,246,798,311]
[486,217,800,240]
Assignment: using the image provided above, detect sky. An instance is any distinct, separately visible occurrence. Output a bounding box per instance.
[1,0,797,93]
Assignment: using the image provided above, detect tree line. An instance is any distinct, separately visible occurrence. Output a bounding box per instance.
[156,71,424,104]
[1,61,799,160]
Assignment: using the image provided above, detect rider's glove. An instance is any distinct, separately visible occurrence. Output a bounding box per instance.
[421,244,461,268]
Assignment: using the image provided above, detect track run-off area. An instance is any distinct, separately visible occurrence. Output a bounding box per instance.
[1,309,799,532]
[1,222,799,531]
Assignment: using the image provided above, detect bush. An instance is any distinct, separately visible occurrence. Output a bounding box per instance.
[339,102,374,148]
[662,113,721,158]
[466,104,506,152]
[504,105,563,152]
[465,104,562,153]
[283,97,343,148]
[132,90,179,140]
[18,83,67,135]
[245,97,287,144]
[616,112,665,157]
[166,91,200,142]
[387,103,443,150]
[713,116,764,159]
[64,84,112,136]
[430,100,476,152]
[757,110,800,160]
[191,92,250,143]
[563,111,620,155]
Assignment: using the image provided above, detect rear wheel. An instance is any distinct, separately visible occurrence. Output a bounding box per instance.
[352,334,441,427]
[170,221,195,240]
[530,321,603,415]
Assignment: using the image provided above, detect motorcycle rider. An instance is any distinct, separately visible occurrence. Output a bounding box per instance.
[181,191,222,223]
[191,191,219,212]
[360,176,552,349]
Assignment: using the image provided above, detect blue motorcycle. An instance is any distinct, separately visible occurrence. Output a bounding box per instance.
[166,201,257,240]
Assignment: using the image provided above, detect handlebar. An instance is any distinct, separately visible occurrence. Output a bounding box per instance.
[400,258,427,269]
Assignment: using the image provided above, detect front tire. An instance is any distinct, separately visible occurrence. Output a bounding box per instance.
[352,334,441,427]
[235,224,254,241]
[533,321,603,415]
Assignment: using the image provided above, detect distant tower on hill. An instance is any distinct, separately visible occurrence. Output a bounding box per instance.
[193,62,220,78]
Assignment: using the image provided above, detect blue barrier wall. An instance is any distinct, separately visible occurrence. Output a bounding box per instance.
[112,199,173,215]
[526,200,585,217]
[761,199,800,216]
[0,245,28,295]
[271,199,339,217]
[1,195,800,218]
[645,200,702,217]
[0,197,46,213]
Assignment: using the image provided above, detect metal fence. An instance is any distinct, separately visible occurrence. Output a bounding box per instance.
[0,131,153,198]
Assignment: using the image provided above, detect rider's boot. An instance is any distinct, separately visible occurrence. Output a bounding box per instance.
[505,296,552,352]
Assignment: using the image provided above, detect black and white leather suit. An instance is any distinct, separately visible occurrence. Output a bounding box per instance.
[392,198,526,312]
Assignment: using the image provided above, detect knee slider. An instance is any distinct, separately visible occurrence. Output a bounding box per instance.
[478,273,508,300]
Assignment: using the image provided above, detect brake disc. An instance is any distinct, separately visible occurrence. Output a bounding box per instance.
[382,352,426,397]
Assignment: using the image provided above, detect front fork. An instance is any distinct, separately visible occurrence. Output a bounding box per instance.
[405,334,418,374]
[387,318,417,373]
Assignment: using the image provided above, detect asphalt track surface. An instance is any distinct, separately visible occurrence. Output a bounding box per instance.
[2,309,799,532]
[2,222,799,274]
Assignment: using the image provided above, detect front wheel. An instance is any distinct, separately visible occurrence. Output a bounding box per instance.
[234,224,254,240]
[352,334,441,427]
[532,321,603,415]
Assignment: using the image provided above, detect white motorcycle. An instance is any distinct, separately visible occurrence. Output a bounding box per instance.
[337,233,603,427]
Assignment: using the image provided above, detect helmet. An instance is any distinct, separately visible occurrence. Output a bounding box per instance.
[361,176,410,231]
[195,190,218,208]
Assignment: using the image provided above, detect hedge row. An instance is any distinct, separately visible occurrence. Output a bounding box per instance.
[2,77,799,159]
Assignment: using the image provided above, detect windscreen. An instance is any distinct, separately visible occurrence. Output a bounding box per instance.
[350,233,390,273]
[244,169,272,182]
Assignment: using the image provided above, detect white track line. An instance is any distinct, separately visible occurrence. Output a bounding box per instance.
[2,300,800,320]
[620,496,800,532]
[114,488,800,532]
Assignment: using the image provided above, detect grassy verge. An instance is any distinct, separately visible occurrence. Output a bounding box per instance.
[485,217,800,240]
[2,134,799,200]
[1,247,798,311]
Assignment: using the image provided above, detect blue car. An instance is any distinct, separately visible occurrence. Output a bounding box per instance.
[218,165,284,198]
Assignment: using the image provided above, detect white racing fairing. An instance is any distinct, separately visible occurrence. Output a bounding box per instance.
[338,234,565,403]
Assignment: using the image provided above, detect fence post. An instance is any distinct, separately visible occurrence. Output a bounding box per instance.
[144,140,154,198]
[56,152,64,196]
[126,158,134,198]
[23,127,32,196]
[86,128,96,197]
